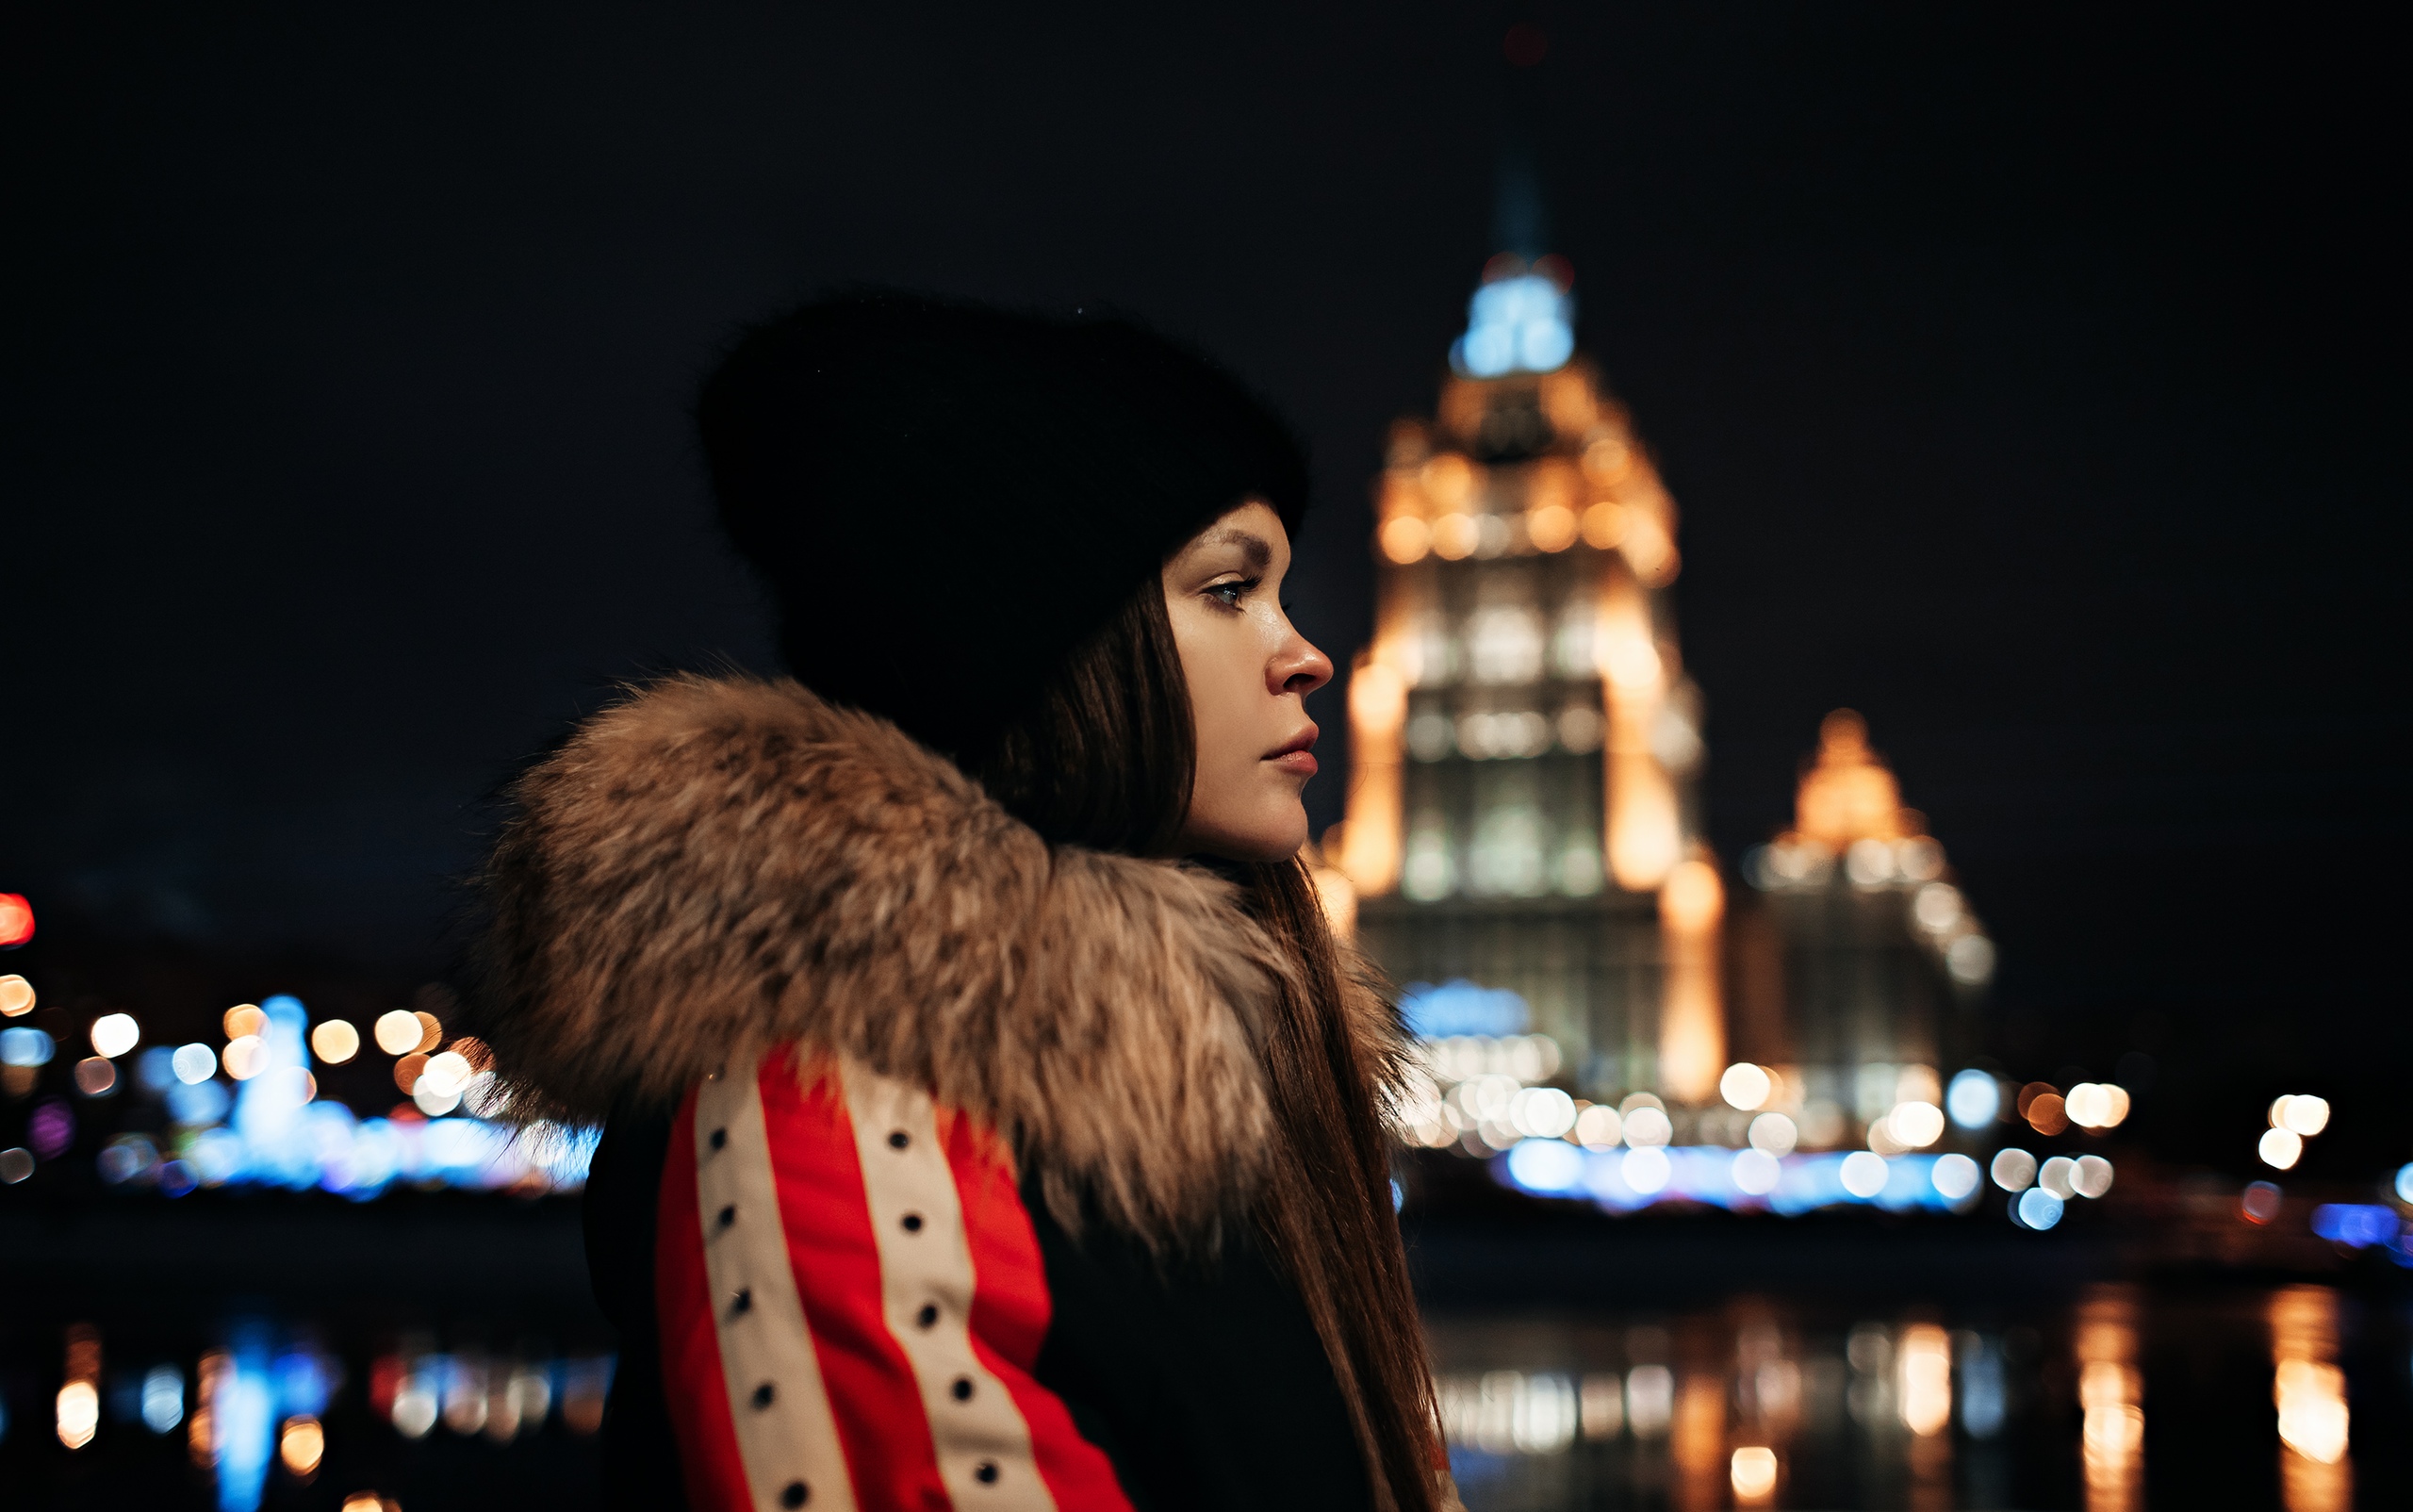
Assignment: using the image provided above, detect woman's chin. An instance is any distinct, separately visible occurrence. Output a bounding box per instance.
[1180,804,1308,864]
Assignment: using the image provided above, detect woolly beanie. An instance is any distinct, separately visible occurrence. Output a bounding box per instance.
[698,290,1308,761]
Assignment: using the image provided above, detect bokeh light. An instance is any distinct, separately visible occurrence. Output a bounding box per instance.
[1945,1068,1999,1129]
[1731,1445,1779,1501]
[1718,1061,1772,1111]
[2025,1092,2069,1136]
[1932,1153,1980,1201]
[223,1035,266,1080]
[90,1012,140,1059]
[0,893,35,948]
[1898,1323,1952,1436]
[1839,1151,1889,1199]
[0,973,34,1016]
[172,1043,218,1083]
[1506,1137,1584,1192]
[1889,1100,1945,1149]
[1621,1105,1673,1148]
[372,1011,422,1056]
[2259,1127,2304,1171]
[310,1020,360,1064]
[222,1004,267,1040]
[1526,501,1578,552]
[57,1379,99,1449]
[279,1414,325,1476]
[419,1050,473,1098]
[1726,1148,1777,1194]
[2,1026,56,1067]
[2073,1155,2115,1199]
[2065,1082,2130,1129]
[1748,1112,1797,1156]
[74,1057,118,1096]
[2272,1094,2330,1137]
[1991,1148,2038,1192]
[2038,1157,2077,1199]
[1622,1145,1671,1194]
[2241,1180,2285,1224]
[2015,1188,2064,1230]
[1574,1105,1623,1149]
[140,1366,184,1433]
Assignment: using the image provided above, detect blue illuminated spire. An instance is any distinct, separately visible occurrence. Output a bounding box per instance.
[1451,143,1575,378]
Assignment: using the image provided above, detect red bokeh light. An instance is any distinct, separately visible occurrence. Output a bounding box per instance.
[0,894,33,949]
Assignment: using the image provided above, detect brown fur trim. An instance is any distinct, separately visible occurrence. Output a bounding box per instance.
[468,674,1345,1240]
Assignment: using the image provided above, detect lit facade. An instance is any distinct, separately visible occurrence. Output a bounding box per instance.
[1734,711,1996,1151]
[1335,253,1718,1110]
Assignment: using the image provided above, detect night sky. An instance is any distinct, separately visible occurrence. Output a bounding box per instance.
[6,9,2404,1153]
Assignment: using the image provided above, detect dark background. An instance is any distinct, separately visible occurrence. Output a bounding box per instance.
[5,7,2404,1169]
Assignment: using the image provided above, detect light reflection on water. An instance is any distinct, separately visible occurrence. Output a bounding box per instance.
[1,1276,2400,1509]
[1428,1283,2394,1511]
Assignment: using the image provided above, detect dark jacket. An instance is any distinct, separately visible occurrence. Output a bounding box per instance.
[471,675,1431,1511]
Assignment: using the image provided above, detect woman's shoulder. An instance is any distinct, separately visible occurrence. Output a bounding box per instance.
[467,675,1297,1243]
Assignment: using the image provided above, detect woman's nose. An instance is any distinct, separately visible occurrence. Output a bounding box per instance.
[1272,631,1333,698]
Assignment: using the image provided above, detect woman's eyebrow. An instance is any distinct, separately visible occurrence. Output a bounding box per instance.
[1196,529,1272,571]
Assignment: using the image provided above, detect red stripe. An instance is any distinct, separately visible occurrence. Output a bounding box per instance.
[654,1086,754,1512]
[758,1057,949,1507]
[943,1116,1135,1511]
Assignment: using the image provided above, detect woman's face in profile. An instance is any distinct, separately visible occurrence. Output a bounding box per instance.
[1161,501,1334,863]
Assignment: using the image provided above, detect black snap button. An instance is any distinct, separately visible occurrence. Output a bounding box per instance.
[915,1304,939,1329]
[900,1212,924,1233]
[717,1204,738,1229]
[730,1288,753,1317]
[974,1462,998,1485]
[888,1130,910,1149]
[951,1376,974,1402]
[780,1481,809,1507]
[709,1127,728,1151]
[753,1381,777,1409]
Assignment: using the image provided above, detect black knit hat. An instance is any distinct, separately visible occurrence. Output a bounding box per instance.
[698,290,1309,761]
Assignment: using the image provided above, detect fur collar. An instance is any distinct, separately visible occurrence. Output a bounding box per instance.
[469,674,1402,1240]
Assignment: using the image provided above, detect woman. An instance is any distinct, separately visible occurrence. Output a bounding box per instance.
[468,292,1452,1512]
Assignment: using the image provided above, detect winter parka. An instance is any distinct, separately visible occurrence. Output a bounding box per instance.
[471,675,1442,1512]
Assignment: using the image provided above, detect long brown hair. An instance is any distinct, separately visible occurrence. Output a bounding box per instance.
[970,582,1440,1512]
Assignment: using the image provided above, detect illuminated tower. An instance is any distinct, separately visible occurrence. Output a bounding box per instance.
[1333,249,1722,1106]
[1732,710,1996,1148]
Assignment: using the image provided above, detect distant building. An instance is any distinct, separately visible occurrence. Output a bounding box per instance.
[1732,711,1996,1150]
[1328,248,1996,1172]
[1330,247,1726,1117]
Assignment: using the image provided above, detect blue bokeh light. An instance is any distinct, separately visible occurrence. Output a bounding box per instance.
[1946,1068,2001,1129]
[1400,980,1530,1039]
[1450,273,1575,379]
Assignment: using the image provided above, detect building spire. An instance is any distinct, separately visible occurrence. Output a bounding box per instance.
[1492,136,1551,263]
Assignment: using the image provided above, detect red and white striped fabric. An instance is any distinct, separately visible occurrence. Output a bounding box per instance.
[654,1050,1137,1512]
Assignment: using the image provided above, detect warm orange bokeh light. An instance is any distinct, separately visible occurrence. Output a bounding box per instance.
[1526,502,1578,552]
[1430,512,1479,560]
[1378,516,1431,564]
[1580,501,1629,550]
[279,1415,325,1476]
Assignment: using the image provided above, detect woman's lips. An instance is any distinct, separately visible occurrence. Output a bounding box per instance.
[1266,725,1319,776]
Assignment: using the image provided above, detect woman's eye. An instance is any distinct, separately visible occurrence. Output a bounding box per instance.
[1207,577,1259,609]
